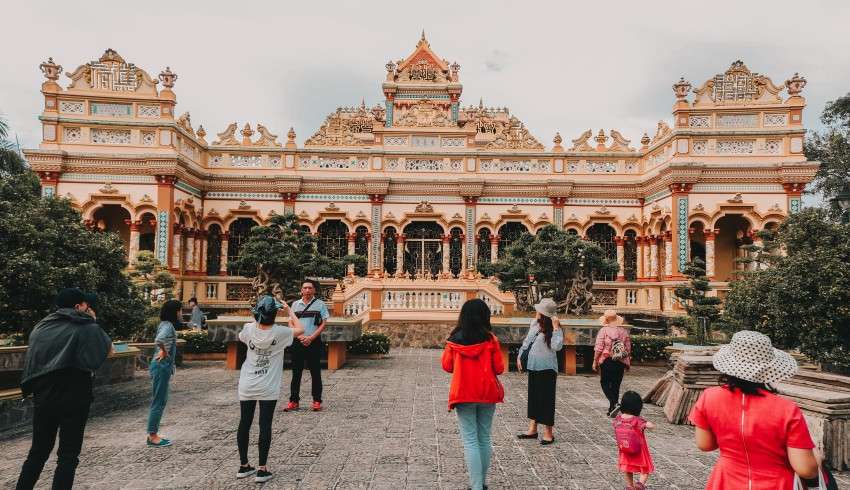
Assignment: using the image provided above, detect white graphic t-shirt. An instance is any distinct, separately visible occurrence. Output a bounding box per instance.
[237,322,294,401]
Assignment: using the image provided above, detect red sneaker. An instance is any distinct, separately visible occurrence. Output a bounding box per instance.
[311,401,322,411]
[282,401,298,412]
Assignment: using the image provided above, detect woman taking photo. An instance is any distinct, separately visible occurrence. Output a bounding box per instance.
[689,330,819,490]
[517,298,563,445]
[236,295,304,483]
[146,299,182,447]
[593,309,631,417]
[441,298,505,490]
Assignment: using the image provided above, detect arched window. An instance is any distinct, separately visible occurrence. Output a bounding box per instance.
[449,227,463,277]
[227,218,258,276]
[497,222,529,259]
[689,221,706,266]
[402,221,444,278]
[715,215,752,281]
[317,220,349,277]
[206,224,222,275]
[383,227,398,275]
[477,228,492,266]
[138,213,156,253]
[354,225,369,276]
[93,205,132,257]
[587,223,617,281]
[624,229,638,281]
[566,228,579,236]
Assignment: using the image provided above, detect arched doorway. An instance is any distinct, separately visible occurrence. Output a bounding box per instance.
[624,229,638,281]
[227,218,259,276]
[403,221,444,278]
[383,227,398,275]
[138,212,156,254]
[206,224,223,275]
[587,223,617,281]
[689,221,706,267]
[92,205,131,256]
[317,220,349,277]
[714,215,752,281]
[497,222,529,259]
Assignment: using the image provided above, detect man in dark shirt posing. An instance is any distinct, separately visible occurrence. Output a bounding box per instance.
[16,288,112,490]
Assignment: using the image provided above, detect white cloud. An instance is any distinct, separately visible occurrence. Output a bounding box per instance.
[1,1,848,151]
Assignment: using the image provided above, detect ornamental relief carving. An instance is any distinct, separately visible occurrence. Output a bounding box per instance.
[65,49,158,95]
[692,60,787,105]
[394,99,453,127]
[305,102,381,146]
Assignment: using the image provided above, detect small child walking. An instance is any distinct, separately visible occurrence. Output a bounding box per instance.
[612,391,655,490]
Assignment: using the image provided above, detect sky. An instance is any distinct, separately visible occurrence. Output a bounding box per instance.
[2,1,849,197]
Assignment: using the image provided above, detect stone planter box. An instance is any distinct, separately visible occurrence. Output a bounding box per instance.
[0,346,28,390]
[128,339,186,371]
[183,352,226,361]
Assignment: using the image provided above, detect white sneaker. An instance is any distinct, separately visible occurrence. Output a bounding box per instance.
[236,465,256,479]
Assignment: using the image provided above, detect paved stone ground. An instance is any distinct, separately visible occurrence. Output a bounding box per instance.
[2,349,848,489]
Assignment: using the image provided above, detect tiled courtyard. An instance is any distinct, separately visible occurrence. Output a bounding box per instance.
[2,349,848,489]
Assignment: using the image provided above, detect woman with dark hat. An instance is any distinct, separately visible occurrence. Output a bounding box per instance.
[516,298,563,445]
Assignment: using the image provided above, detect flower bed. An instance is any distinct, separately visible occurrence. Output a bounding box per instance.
[178,330,226,354]
[630,335,676,363]
[348,332,391,355]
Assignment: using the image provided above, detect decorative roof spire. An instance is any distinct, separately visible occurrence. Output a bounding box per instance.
[159,66,177,89]
[39,57,62,82]
[418,29,429,47]
[785,72,807,96]
[672,77,691,101]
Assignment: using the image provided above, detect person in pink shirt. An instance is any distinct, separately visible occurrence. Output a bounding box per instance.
[688,330,820,490]
[593,309,631,417]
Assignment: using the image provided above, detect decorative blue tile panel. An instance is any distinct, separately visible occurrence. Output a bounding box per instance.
[157,211,169,265]
[677,197,688,272]
[371,204,381,268]
[790,197,801,214]
[385,101,393,128]
[451,102,459,122]
[465,206,475,266]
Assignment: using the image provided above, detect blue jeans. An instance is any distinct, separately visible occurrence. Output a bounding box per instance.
[147,359,172,434]
[455,402,496,490]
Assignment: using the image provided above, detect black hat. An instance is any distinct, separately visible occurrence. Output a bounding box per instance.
[83,292,98,309]
[55,288,86,308]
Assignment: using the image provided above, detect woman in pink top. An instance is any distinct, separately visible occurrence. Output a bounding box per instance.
[688,330,819,490]
[593,310,631,417]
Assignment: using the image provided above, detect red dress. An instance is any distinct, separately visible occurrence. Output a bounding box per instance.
[689,386,815,490]
[615,414,655,474]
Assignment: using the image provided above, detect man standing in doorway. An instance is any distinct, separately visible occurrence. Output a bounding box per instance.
[283,279,329,412]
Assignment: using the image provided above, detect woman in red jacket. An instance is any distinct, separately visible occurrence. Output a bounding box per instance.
[441,298,505,490]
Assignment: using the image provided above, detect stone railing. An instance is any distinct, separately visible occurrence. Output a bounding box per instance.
[382,290,465,311]
[343,290,370,317]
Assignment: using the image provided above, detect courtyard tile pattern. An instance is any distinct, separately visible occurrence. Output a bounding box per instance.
[2,349,848,489]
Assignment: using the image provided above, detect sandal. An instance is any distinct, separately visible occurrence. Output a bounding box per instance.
[516,432,538,439]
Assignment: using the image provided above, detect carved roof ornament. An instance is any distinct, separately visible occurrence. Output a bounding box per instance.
[212,123,240,146]
[158,66,177,89]
[238,200,251,210]
[507,204,522,214]
[196,125,207,144]
[651,121,672,144]
[607,130,635,152]
[569,130,594,152]
[98,182,118,194]
[768,203,782,212]
[140,194,153,203]
[384,211,395,219]
[325,202,340,211]
[480,212,491,221]
[305,103,379,147]
[355,211,367,218]
[298,210,310,218]
[415,201,434,213]
[66,49,157,94]
[451,213,463,220]
[39,57,63,82]
[692,60,784,105]
[693,203,705,212]
[241,123,255,145]
[207,208,219,217]
[538,212,549,220]
[488,116,544,150]
[567,213,579,221]
[395,98,453,128]
[176,112,194,135]
[651,203,661,212]
[627,214,638,222]
[387,31,451,84]
[287,127,296,144]
[672,77,692,101]
[254,124,282,147]
[553,132,562,145]
[785,73,807,96]
[596,206,610,215]
[727,193,744,203]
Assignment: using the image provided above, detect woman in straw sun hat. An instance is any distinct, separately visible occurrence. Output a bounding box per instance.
[593,309,632,417]
[688,330,820,490]
[516,298,563,445]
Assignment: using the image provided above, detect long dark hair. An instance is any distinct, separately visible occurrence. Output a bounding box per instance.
[448,299,492,344]
[159,299,183,328]
[538,314,553,348]
[721,374,775,396]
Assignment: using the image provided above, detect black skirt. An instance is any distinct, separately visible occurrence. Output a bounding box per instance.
[527,369,557,426]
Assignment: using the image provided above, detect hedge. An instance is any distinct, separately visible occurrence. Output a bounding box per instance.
[177,330,226,354]
[630,335,676,362]
[348,332,391,355]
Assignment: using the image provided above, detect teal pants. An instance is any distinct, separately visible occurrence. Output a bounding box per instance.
[147,360,172,434]
[455,402,496,490]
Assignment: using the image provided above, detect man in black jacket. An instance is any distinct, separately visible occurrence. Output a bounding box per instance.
[16,288,112,490]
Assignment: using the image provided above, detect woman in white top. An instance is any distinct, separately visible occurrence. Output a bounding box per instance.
[236,295,304,483]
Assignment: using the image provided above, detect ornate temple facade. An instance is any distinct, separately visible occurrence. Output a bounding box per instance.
[25,35,817,318]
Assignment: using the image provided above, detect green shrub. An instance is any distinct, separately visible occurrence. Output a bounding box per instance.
[630,335,675,362]
[348,332,391,355]
[178,330,226,354]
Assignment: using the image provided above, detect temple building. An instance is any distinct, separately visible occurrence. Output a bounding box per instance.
[25,34,817,319]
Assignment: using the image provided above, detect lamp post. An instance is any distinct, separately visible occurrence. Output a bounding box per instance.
[830,183,850,224]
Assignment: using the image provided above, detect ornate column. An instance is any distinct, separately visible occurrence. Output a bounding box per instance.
[369,194,384,273]
[220,231,230,275]
[198,229,207,274]
[171,224,183,271]
[664,231,673,279]
[490,235,499,263]
[704,229,716,279]
[442,234,451,274]
[185,229,196,273]
[347,232,356,275]
[396,234,405,275]
[550,196,567,229]
[636,236,645,280]
[460,233,467,272]
[36,171,60,198]
[670,183,692,279]
[463,196,478,271]
[649,236,658,280]
[155,175,177,267]
[784,183,805,214]
[615,236,625,281]
[282,192,297,215]
[126,220,141,266]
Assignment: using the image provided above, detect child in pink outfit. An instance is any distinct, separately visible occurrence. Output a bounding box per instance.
[613,391,655,490]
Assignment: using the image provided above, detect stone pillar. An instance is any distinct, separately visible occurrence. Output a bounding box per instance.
[396,234,405,275]
[460,233,467,272]
[171,225,183,271]
[220,231,230,275]
[463,196,478,271]
[636,236,645,280]
[185,230,196,273]
[442,234,451,274]
[198,230,207,274]
[550,196,567,229]
[649,236,658,280]
[369,194,384,273]
[664,232,673,279]
[490,235,499,263]
[784,183,805,214]
[347,233,356,275]
[155,175,176,268]
[282,192,297,215]
[704,229,716,279]
[127,220,141,266]
[615,236,625,281]
[670,183,692,279]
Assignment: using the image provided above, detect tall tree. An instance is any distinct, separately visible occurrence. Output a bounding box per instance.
[233,213,365,303]
[478,224,618,314]
[721,208,850,370]
[805,92,850,211]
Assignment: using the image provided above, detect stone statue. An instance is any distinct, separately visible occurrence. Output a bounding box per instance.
[563,269,594,315]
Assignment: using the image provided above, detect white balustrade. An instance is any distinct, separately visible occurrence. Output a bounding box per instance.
[382,290,464,310]
[343,291,370,317]
[477,292,504,316]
